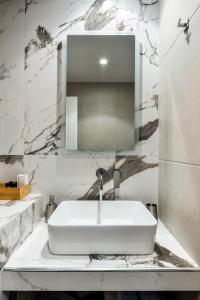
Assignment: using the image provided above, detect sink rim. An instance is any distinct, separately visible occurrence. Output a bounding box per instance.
[48,200,157,228]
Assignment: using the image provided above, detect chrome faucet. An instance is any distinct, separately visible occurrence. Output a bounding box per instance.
[95,168,121,224]
[96,168,106,224]
[113,169,121,200]
[96,168,105,190]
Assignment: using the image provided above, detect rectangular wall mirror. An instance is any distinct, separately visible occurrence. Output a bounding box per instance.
[61,33,142,153]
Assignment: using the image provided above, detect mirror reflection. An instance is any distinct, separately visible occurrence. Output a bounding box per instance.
[66,34,139,152]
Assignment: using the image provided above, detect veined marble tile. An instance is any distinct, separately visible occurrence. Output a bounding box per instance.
[3,270,200,291]
[118,164,158,204]
[159,0,200,61]
[2,221,198,275]
[23,155,115,203]
[0,194,44,268]
[0,0,24,155]
[159,160,200,266]
[23,0,159,156]
[0,0,159,209]
[159,7,200,165]
[2,215,199,291]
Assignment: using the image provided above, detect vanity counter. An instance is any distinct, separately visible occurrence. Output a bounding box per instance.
[1,220,200,291]
[0,194,44,268]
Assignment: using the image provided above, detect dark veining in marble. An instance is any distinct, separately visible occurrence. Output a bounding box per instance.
[89,243,193,269]
[24,117,63,155]
[139,119,158,141]
[152,93,158,110]
[0,155,23,165]
[58,0,117,35]
[146,83,159,111]
[25,126,61,155]
[79,162,116,200]
[116,155,158,184]
[80,156,158,200]
[90,254,126,262]
[0,63,15,80]
[155,243,194,268]
[26,48,55,83]
[58,15,86,33]
[115,155,126,163]
[137,0,159,23]
[142,30,158,66]
[136,0,159,67]
[0,1,24,35]
[0,238,10,268]
[138,0,159,7]
[116,21,126,31]
[29,163,39,184]
[57,42,62,51]
[103,189,115,200]
[36,26,52,47]
[18,272,48,291]
[139,94,158,111]
[145,29,158,56]
[84,0,117,30]
[25,26,52,69]
[140,48,159,67]
[8,128,24,154]
[25,0,37,14]
[0,200,42,268]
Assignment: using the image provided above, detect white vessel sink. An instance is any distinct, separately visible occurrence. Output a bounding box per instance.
[48,201,157,255]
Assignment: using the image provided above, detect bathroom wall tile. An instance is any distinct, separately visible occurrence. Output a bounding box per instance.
[119,164,158,203]
[0,0,159,203]
[159,0,200,61]
[23,155,116,203]
[159,6,200,165]
[23,0,119,155]
[0,0,24,155]
[0,194,44,267]
[23,0,159,157]
[115,155,158,203]
[159,160,200,265]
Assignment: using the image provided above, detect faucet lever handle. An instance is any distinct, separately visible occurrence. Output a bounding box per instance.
[113,169,121,188]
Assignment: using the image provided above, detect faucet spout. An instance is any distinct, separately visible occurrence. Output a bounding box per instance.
[96,168,106,224]
[98,175,103,190]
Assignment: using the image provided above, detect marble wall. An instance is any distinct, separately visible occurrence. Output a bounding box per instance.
[159,0,200,265]
[0,0,159,204]
[0,194,44,268]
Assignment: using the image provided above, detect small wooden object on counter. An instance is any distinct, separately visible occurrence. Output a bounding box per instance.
[0,184,31,200]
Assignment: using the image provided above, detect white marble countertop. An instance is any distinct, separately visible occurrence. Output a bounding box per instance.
[0,194,43,228]
[1,220,200,291]
[0,194,44,268]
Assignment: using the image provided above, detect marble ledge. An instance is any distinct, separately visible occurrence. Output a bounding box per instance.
[0,194,44,268]
[1,221,200,291]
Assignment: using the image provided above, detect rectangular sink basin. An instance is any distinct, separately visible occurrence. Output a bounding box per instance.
[48,201,157,255]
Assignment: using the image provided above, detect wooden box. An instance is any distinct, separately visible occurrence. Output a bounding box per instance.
[0,184,31,200]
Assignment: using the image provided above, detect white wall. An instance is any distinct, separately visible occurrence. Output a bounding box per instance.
[159,0,200,265]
